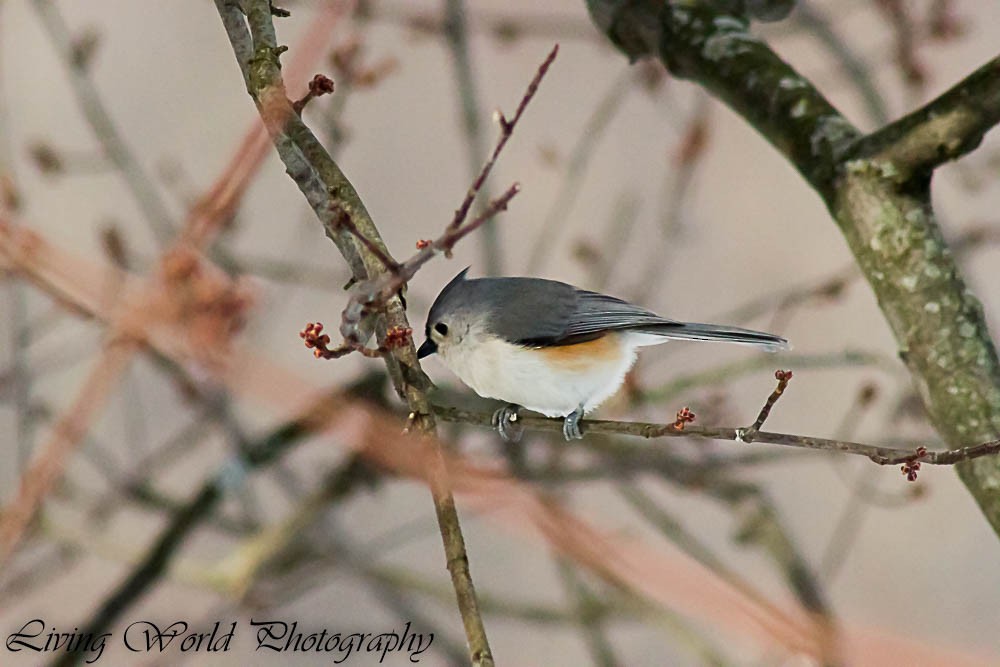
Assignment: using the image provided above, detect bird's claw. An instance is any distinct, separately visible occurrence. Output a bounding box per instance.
[562,407,584,441]
[492,404,524,443]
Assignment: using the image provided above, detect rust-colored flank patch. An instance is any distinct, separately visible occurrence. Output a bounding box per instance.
[537,333,622,369]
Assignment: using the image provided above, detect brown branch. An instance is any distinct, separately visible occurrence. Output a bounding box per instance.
[347,182,521,307]
[740,370,793,443]
[447,44,557,231]
[221,4,558,663]
[433,374,1000,473]
[218,2,497,664]
[328,202,401,273]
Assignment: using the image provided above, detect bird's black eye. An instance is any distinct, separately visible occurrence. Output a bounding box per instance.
[434,322,449,336]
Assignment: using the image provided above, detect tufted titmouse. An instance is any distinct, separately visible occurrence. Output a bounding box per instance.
[418,269,789,441]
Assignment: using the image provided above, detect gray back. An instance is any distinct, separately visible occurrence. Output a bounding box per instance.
[426,270,671,346]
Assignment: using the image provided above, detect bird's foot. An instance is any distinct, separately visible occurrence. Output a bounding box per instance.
[562,406,585,441]
[491,404,524,443]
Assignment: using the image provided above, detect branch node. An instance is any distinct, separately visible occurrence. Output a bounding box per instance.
[269,2,291,18]
[329,202,401,273]
[742,370,794,443]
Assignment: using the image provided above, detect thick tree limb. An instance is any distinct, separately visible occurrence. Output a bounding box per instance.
[594,0,1000,534]
[854,55,1000,177]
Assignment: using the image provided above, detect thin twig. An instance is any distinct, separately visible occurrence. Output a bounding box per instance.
[443,0,502,275]
[739,370,793,443]
[328,202,401,272]
[433,373,1000,471]
[447,43,557,231]
[327,182,521,356]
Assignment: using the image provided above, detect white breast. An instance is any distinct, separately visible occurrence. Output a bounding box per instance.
[437,331,640,418]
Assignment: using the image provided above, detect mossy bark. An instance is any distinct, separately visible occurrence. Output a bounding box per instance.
[587,0,1000,535]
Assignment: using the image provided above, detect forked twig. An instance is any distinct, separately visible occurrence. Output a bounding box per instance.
[739,370,793,443]
[302,45,558,361]
[447,44,558,232]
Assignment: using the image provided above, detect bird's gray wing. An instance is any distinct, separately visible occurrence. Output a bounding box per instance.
[543,289,788,351]
[559,290,671,337]
[486,283,669,346]
[477,277,583,345]
[483,281,787,351]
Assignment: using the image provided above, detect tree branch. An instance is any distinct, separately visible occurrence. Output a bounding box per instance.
[853,55,1000,177]
[585,0,1000,537]
[214,5,555,664]
[434,372,1000,475]
[586,1,859,197]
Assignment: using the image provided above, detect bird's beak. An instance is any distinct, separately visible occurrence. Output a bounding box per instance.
[417,339,437,359]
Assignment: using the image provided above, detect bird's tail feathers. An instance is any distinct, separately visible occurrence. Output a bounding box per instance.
[631,322,790,352]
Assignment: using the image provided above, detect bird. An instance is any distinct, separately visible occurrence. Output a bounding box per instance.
[418,268,788,441]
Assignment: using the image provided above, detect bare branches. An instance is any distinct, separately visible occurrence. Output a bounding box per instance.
[586,0,1000,536]
[303,44,556,360]
[447,44,557,232]
[434,372,1000,475]
[324,182,521,358]
[31,0,177,246]
[217,4,560,664]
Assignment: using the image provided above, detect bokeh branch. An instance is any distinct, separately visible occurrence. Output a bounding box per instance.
[586,0,1000,537]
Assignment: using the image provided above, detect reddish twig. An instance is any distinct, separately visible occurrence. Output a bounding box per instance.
[329,202,401,272]
[299,321,411,360]
[740,370,792,443]
[447,44,558,232]
[298,46,556,365]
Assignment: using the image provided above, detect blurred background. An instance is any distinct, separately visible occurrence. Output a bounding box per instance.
[2,0,1000,665]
